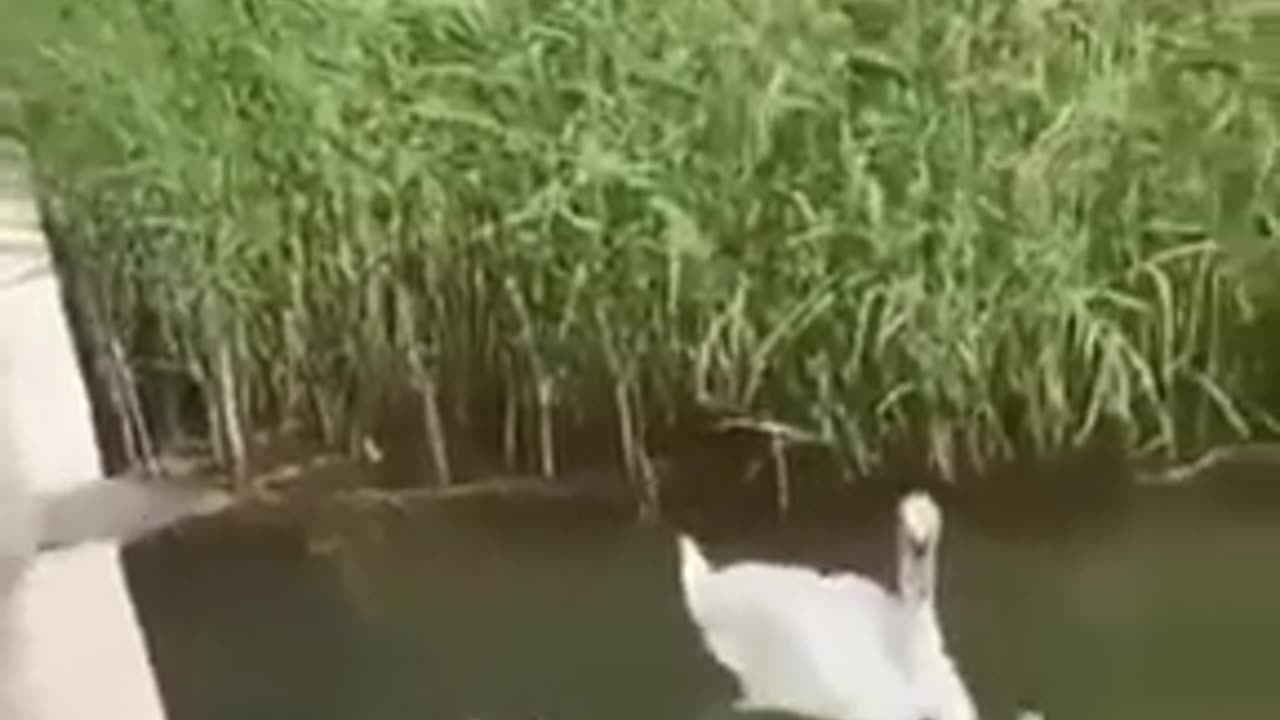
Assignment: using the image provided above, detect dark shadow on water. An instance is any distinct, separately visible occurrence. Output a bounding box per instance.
[126,509,735,720]
[125,523,379,720]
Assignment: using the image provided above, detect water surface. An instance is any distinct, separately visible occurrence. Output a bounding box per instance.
[127,490,1280,720]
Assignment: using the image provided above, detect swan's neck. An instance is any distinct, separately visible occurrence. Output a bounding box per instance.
[897,546,936,601]
[897,542,945,655]
[902,592,946,656]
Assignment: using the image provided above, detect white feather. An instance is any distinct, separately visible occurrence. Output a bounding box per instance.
[677,491,995,720]
[678,542,921,720]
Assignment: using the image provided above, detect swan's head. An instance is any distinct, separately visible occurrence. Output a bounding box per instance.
[898,491,941,558]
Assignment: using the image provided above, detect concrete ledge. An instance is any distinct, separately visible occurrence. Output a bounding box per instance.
[0,137,168,719]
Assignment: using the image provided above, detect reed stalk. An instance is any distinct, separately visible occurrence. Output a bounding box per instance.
[6,0,1280,510]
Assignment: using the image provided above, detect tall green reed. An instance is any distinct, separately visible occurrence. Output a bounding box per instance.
[7,0,1280,511]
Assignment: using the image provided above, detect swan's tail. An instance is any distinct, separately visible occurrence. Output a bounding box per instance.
[676,533,711,591]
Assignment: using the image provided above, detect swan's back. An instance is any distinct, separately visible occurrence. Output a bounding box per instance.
[677,535,920,720]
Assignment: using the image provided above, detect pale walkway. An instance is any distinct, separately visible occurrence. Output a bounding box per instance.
[0,136,168,719]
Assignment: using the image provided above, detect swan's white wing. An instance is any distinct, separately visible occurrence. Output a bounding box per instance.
[820,573,915,671]
[685,562,849,717]
[911,639,977,720]
[684,560,922,720]
[806,575,926,720]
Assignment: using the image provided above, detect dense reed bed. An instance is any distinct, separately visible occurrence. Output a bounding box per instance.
[6,0,1280,514]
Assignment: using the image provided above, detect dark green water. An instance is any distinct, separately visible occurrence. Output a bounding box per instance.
[126,491,1280,720]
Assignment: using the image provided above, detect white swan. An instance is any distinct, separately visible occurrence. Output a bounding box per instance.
[676,491,982,720]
